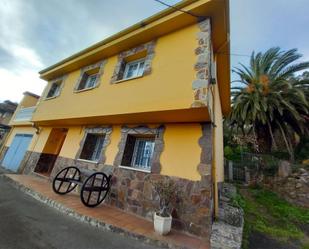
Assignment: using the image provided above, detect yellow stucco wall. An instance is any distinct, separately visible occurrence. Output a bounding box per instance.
[41,128,68,155]
[104,125,122,165]
[58,126,84,158]
[32,127,52,153]
[33,24,199,122]
[20,95,38,108]
[35,123,202,181]
[9,94,39,126]
[160,123,201,180]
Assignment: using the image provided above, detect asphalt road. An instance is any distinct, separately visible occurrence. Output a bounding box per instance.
[0,168,161,249]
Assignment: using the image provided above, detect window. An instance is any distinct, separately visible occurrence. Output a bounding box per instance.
[123,59,145,80]
[46,81,62,98]
[79,133,105,162]
[77,72,98,91]
[121,135,155,171]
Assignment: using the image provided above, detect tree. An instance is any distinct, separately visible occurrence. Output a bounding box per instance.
[228,47,309,159]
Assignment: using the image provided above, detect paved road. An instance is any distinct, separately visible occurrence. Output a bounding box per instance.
[0,168,161,249]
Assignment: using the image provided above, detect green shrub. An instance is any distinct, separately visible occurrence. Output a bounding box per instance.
[224,145,251,161]
[295,136,309,161]
[224,146,234,160]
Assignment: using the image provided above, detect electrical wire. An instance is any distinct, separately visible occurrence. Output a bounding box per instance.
[152,0,252,58]
[153,0,207,20]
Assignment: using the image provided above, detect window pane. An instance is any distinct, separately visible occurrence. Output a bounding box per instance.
[137,61,145,76]
[121,135,136,166]
[86,74,98,88]
[80,133,105,161]
[126,63,138,79]
[77,74,88,90]
[123,59,145,79]
[132,138,154,170]
[47,82,61,98]
[92,135,105,161]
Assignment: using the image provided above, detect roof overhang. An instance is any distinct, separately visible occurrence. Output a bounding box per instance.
[39,0,230,115]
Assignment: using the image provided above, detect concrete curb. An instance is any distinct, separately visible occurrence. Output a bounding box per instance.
[1,174,178,249]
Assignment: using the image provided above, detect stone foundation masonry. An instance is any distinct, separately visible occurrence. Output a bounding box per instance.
[5,123,214,239]
[192,18,212,108]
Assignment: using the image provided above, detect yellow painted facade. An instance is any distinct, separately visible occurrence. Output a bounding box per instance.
[2,0,230,219]
[30,124,203,181]
[33,24,198,123]
[9,92,39,127]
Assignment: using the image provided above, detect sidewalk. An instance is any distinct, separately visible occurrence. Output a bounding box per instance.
[2,174,209,249]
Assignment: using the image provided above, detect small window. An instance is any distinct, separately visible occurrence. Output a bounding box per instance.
[123,59,145,80]
[79,133,105,161]
[121,135,155,171]
[46,81,62,98]
[77,72,98,91]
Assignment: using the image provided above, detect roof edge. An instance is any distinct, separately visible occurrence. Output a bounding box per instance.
[39,0,198,75]
[23,91,40,99]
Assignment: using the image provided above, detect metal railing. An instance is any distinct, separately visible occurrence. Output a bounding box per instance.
[14,107,36,122]
[224,153,281,184]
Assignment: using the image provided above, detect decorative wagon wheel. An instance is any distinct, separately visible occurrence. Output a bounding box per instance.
[52,166,81,195]
[80,172,110,207]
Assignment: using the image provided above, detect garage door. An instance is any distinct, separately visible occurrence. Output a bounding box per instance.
[2,134,33,172]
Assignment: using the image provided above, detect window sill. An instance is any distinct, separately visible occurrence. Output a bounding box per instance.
[119,165,151,173]
[45,95,59,101]
[77,158,99,164]
[113,75,143,84]
[74,86,96,93]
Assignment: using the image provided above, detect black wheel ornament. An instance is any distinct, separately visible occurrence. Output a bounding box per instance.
[80,172,111,207]
[52,166,81,195]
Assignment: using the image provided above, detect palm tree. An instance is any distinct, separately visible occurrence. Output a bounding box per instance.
[229,47,309,159]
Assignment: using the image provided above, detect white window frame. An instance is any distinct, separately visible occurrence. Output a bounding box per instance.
[123,58,145,80]
[77,72,99,91]
[46,81,62,99]
[84,73,98,89]
[131,137,155,171]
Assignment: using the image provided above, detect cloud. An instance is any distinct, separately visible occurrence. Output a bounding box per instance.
[0,0,182,102]
[0,68,45,102]
[1,0,308,102]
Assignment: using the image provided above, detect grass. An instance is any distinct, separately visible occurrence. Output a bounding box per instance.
[302,243,309,249]
[231,186,309,249]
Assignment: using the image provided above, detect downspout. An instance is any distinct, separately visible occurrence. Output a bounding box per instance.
[212,34,230,218]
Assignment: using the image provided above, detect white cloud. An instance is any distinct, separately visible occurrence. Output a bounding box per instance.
[10,45,43,68]
[0,0,45,102]
[0,68,45,102]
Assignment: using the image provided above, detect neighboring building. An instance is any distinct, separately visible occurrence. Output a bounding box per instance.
[0,92,39,172]
[0,100,17,148]
[0,100,17,125]
[0,0,230,240]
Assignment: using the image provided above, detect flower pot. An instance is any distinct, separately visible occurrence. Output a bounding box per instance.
[153,212,172,235]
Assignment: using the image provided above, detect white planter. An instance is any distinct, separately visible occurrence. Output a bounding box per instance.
[153,212,172,235]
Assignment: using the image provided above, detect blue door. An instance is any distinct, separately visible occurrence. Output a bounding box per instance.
[2,134,33,172]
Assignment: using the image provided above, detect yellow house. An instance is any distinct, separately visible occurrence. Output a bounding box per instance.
[0,0,230,239]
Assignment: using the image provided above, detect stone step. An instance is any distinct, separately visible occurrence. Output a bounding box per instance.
[210,221,242,249]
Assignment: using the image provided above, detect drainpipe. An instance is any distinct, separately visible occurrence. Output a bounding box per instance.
[209,52,219,219]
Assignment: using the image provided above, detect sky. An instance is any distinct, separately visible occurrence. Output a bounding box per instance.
[0,0,309,103]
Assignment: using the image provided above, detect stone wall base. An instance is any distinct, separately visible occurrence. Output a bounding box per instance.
[269,168,309,208]
[20,152,213,239]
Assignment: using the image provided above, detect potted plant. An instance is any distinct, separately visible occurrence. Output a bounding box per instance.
[152,178,179,235]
